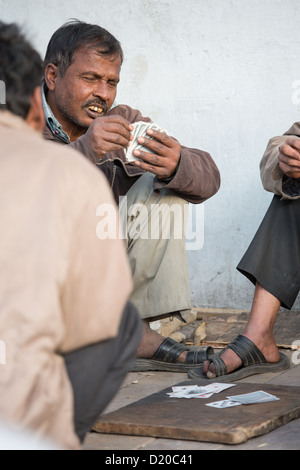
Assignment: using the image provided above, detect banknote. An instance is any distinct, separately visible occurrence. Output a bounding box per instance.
[125,121,168,162]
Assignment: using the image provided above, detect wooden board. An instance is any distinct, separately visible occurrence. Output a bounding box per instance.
[93,382,300,445]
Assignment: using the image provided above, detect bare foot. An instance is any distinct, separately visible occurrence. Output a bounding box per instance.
[203,331,280,379]
[137,321,188,363]
[203,282,282,378]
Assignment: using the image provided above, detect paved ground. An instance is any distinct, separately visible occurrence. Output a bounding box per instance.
[83,349,300,451]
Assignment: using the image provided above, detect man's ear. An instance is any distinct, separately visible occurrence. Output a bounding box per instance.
[44,63,58,91]
[25,86,45,132]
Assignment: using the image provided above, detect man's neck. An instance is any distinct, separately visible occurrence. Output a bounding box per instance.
[46,95,86,142]
[41,85,70,144]
[64,124,86,143]
[42,86,87,143]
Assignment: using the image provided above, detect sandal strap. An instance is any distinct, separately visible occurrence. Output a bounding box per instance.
[152,337,189,363]
[227,334,267,367]
[186,346,214,364]
[208,354,227,376]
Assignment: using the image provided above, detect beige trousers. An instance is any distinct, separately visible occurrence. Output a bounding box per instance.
[119,172,192,319]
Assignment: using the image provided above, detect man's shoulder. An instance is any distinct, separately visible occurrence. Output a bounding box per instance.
[283,121,300,137]
[22,123,104,183]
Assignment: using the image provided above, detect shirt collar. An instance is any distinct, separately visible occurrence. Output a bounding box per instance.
[41,83,70,143]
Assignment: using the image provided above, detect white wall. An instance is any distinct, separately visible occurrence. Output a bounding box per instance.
[2,0,300,310]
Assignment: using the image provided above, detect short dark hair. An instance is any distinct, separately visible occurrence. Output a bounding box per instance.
[0,22,43,119]
[44,19,124,77]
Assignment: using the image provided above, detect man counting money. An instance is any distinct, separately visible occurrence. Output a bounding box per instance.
[42,19,221,372]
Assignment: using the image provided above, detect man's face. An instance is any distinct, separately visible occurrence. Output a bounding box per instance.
[46,45,121,137]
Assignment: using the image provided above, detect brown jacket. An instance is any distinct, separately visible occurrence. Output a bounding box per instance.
[43,104,221,204]
[260,122,300,199]
[0,111,132,449]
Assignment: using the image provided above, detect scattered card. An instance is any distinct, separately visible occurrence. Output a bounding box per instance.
[202,383,236,394]
[167,383,236,399]
[171,385,202,392]
[168,385,213,399]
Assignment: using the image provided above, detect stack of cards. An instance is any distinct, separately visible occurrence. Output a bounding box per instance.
[206,390,280,409]
[226,391,280,405]
[124,121,168,162]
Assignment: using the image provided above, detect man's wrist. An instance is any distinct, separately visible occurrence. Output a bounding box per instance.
[159,156,181,183]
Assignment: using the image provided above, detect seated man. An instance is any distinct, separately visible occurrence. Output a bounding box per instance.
[190,125,299,381]
[0,21,143,449]
[41,19,221,372]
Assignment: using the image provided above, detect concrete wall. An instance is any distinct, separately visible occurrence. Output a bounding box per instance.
[2,0,300,310]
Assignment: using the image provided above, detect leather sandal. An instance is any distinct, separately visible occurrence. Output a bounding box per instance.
[188,334,290,382]
[131,337,214,372]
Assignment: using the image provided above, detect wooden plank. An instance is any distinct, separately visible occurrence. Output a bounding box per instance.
[93,382,300,445]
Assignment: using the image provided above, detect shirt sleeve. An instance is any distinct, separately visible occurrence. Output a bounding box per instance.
[260,122,300,200]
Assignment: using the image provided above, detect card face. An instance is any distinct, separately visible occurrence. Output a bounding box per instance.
[124,121,168,162]
[168,385,213,399]
[203,383,236,394]
[167,383,236,399]
[171,385,201,392]
[206,400,242,409]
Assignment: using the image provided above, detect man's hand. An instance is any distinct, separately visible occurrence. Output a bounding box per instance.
[278,136,300,179]
[83,115,133,157]
[132,129,181,180]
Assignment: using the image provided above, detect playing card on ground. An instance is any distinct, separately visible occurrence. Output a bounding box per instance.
[167,382,236,399]
[168,385,213,399]
[226,390,280,404]
[206,400,242,409]
[168,390,214,399]
[203,383,236,394]
[171,385,203,392]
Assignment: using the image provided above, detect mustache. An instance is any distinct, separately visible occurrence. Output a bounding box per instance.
[82,99,108,113]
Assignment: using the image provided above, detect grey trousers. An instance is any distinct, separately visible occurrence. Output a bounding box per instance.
[237,195,300,310]
[63,301,143,443]
[119,172,192,319]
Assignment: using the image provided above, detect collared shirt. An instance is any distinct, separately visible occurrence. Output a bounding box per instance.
[41,84,70,143]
